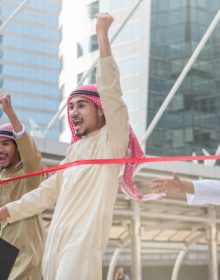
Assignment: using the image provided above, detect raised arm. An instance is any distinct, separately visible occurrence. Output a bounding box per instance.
[96,13,113,58]
[96,13,129,148]
[0,93,45,188]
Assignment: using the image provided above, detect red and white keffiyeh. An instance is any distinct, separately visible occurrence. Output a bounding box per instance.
[0,123,15,140]
[67,84,164,201]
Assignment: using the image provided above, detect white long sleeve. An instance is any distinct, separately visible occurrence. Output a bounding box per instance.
[187,180,220,205]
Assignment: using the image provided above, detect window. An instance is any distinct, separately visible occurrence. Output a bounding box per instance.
[77,43,83,57]
[77,73,83,84]
[89,68,96,84]
[87,1,99,19]
[89,35,98,52]
[77,35,98,57]
[194,130,211,146]
[77,68,96,84]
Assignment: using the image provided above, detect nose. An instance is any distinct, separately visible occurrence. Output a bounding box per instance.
[69,106,78,118]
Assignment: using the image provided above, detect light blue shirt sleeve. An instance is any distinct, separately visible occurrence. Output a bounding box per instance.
[187,180,220,205]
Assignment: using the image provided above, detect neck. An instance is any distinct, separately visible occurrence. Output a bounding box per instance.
[2,160,21,174]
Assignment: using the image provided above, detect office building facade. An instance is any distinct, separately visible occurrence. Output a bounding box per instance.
[148,0,220,156]
[66,0,220,157]
[0,0,61,139]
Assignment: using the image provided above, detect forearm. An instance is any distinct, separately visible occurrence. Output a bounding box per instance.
[97,32,111,58]
[5,107,22,133]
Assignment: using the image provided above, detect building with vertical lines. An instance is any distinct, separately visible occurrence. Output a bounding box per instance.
[0,0,61,139]
[61,0,220,157]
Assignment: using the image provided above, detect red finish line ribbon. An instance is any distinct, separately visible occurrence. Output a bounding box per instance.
[0,155,220,185]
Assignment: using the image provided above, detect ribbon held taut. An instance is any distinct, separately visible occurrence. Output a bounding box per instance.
[0,155,219,201]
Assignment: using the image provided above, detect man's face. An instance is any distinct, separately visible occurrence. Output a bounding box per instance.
[69,96,105,137]
[0,139,20,169]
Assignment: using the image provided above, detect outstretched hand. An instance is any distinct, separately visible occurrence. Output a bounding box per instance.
[149,173,185,195]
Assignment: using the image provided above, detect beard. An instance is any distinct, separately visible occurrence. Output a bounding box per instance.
[75,128,89,137]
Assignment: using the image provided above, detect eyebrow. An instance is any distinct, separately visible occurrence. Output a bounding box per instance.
[69,100,90,106]
[0,139,11,143]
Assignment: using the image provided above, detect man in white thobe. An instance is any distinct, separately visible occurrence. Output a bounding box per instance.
[0,13,130,280]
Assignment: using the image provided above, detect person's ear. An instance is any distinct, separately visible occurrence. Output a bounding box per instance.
[97,107,104,118]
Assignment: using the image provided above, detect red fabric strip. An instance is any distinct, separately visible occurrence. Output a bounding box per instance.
[0,155,220,184]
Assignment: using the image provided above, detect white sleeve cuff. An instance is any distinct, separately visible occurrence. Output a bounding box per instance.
[187,180,220,205]
[13,124,25,138]
[186,193,197,205]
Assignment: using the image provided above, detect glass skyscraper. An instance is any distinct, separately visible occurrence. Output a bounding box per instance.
[0,0,61,139]
[148,0,220,156]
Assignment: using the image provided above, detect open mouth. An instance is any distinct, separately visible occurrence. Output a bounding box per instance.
[0,155,8,165]
[73,120,83,131]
